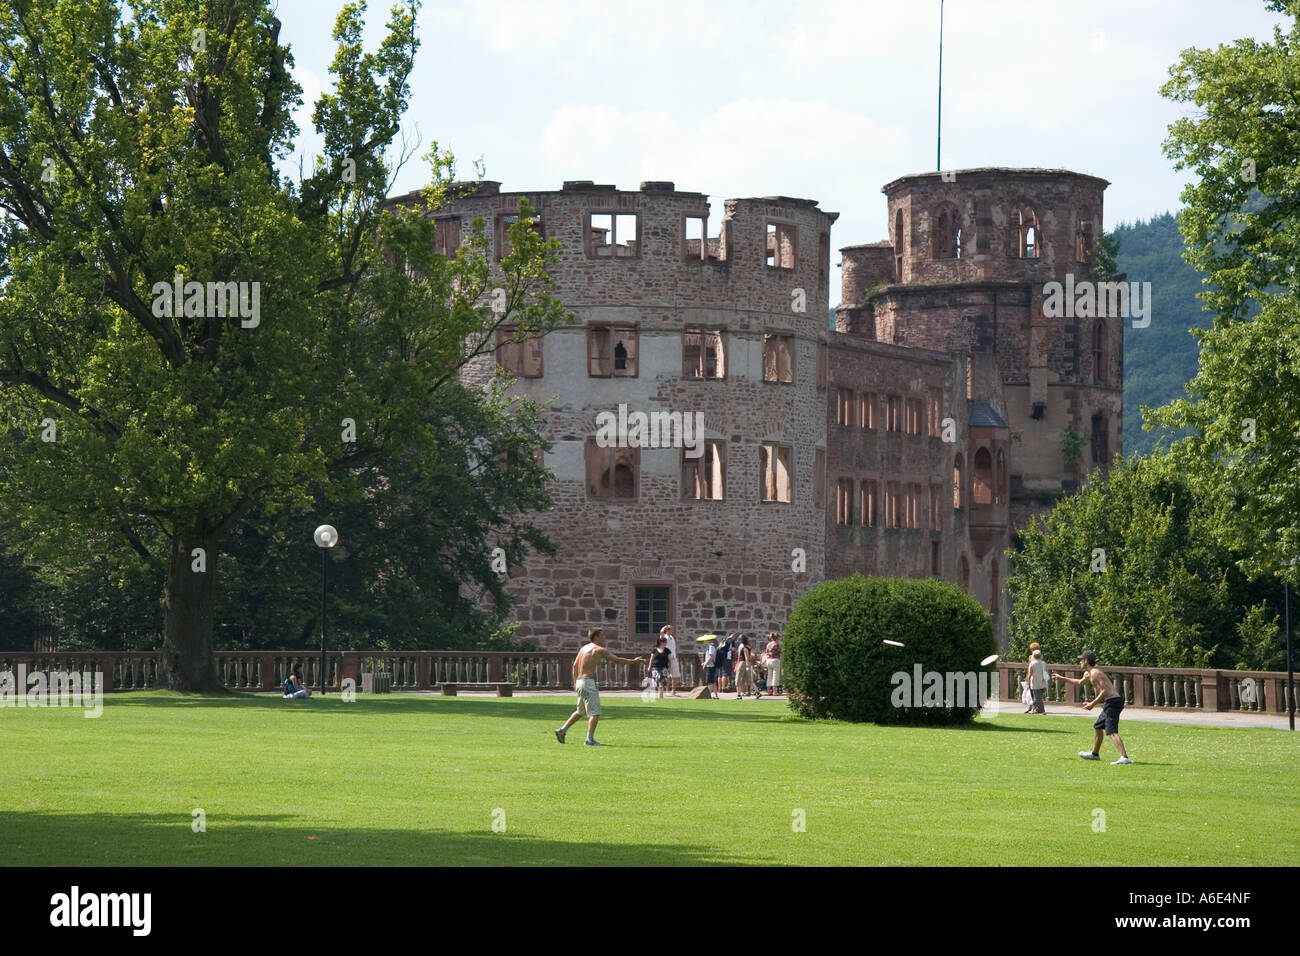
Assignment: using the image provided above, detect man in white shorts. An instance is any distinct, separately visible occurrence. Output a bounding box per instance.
[555,628,645,746]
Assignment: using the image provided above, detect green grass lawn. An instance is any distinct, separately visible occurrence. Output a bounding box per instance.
[3,691,1297,866]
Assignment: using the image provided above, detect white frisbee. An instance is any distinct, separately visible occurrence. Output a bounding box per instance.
[883,640,905,647]
[980,654,999,666]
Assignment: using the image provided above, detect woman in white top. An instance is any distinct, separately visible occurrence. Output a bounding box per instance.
[661,625,680,696]
[1028,649,1049,714]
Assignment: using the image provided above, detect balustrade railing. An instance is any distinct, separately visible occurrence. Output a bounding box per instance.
[1,650,1293,712]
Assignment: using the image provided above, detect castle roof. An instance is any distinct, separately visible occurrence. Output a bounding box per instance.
[970,398,1008,428]
[881,167,1111,193]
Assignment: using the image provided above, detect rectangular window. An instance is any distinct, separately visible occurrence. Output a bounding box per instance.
[887,395,902,432]
[586,440,638,500]
[905,398,923,435]
[763,334,794,383]
[819,231,830,279]
[813,449,825,507]
[931,541,942,577]
[435,217,461,258]
[760,444,792,503]
[496,213,543,259]
[862,392,877,429]
[861,479,878,527]
[633,585,670,636]
[683,329,725,379]
[836,388,855,426]
[588,211,639,258]
[929,483,942,531]
[588,325,638,377]
[684,215,707,261]
[766,222,797,269]
[909,483,922,529]
[495,327,543,378]
[928,389,943,437]
[683,441,725,500]
[836,478,854,525]
[1091,413,1108,463]
[885,481,900,528]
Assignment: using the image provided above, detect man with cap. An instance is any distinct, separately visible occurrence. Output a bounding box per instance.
[1053,651,1133,764]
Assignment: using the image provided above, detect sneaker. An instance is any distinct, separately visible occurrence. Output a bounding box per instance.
[1112,756,1133,765]
[1078,751,1100,760]
[554,728,566,744]
[584,739,602,746]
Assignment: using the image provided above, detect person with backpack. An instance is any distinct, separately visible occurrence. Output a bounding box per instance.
[716,633,735,693]
[282,663,311,699]
[703,638,719,697]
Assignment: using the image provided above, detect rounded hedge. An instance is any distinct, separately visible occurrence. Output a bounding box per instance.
[784,575,996,725]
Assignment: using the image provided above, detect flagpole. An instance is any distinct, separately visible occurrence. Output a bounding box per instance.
[937,0,944,171]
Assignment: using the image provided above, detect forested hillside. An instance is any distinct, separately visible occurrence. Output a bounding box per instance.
[1113,212,1210,456]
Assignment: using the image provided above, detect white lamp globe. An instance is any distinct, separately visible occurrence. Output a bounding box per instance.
[314,524,339,549]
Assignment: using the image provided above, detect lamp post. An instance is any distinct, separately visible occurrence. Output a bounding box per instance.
[314,524,339,694]
[1284,558,1296,731]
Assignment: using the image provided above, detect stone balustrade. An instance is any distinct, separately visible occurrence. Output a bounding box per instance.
[997,662,1296,714]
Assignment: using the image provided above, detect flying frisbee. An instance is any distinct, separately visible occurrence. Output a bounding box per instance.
[980,654,999,666]
[883,640,905,647]
[696,634,720,642]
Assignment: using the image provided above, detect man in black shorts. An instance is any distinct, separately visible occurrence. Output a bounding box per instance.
[1053,650,1133,764]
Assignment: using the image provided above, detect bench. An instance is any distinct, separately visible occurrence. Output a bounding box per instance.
[439,683,514,697]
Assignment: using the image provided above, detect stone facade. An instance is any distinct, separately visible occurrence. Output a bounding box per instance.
[406,168,1120,652]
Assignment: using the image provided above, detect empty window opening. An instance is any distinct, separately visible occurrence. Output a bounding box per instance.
[819,231,830,278]
[588,325,638,377]
[930,483,942,530]
[1091,413,1109,464]
[495,327,543,378]
[905,398,923,435]
[932,205,960,259]
[589,212,639,257]
[1076,211,1094,262]
[760,444,792,502]
[931,541,942,577]
[1093,322,1107,384]
[861,480,878,527]
[813,449,825,507]
[928,389,943,437]
[995,449,1006,503]
[887,395,903,432]
[1014,207,1041,259]
[836,478,854,526]
[766,222,797,269]
[960,554,970,591]
[684,441,725,500]
[496,213,542,259]
[435,217,461,258]
[953,454,965,509]
[587,440,638,500]
[973,447,994,505]
[763,334,794,383]
[894,210,904,279]
[836,388,855,426]
[862,392,878,429]
[683,329,725,378]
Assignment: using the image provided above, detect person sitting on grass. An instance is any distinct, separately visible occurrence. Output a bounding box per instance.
[282,664,311,699]
[1052,650,1132,765]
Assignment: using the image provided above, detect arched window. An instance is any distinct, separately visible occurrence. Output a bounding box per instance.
[1076,209,1094,262]
[973,447,993,505]
[991,560,1000,615]
[931,204,961,259]
[953,453,965,509]
[995,449,1006,504]
[894,209,905,280]
[1012,206,1040,259]
[1093,321,1107,384]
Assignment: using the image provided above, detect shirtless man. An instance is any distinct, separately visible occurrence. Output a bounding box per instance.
[554,628,645,746]
[1052,650,1133,764]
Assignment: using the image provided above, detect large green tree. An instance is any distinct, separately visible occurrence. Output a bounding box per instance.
[0,1,565,688]
[1153,0,1300,590]
[1007,454,1283,669]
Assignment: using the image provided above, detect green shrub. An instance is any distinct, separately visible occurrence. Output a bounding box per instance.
[784,575,996,725]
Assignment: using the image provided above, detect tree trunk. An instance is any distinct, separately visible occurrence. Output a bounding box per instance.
[160,532,224,692]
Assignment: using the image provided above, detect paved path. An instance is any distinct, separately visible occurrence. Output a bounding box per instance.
[376,687,1297,730]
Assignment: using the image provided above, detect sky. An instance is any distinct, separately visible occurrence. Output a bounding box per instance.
[273,0,1288,284]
